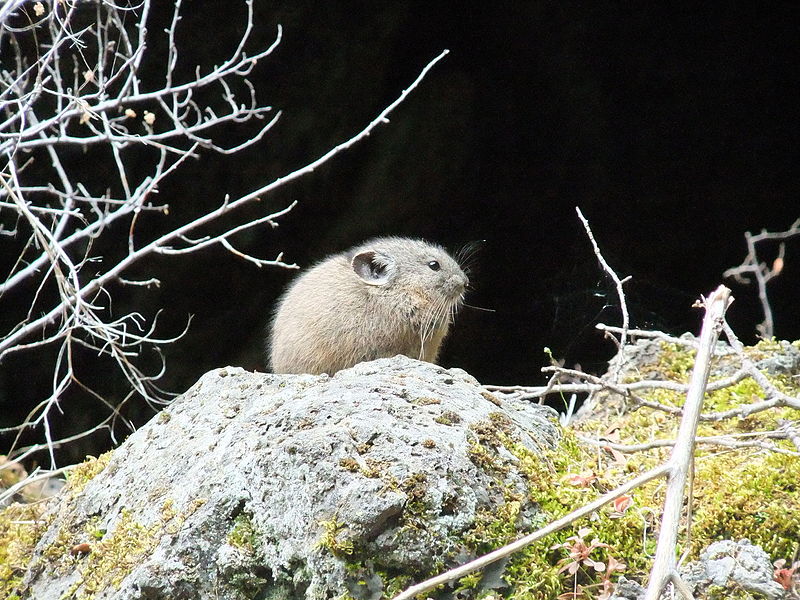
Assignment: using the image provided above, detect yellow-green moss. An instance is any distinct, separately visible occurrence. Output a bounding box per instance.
[567,338,800,595]
[462,423,637,599]
[58,496,208,599]
[0,502,48,597]
[67,508,158,597]
[229,513,258,552]
[64,452,113,497]
[0,453,118,598]
[459,336,800,600]
[317,518,355,557]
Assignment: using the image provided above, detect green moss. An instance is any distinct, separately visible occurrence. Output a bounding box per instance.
[657,342,697,381]
[0,502,48,598]
[571,337,800,590]
[704,583,754,599]
[468,439,506,473]
[229,513,258,552]
[30,496,201,600]
[461,422,638,599]
[435,410,462,425]
[691,450,800,559]
[378,572,415,598]
[64,452,113,496]
[225,512,270,598]
[68,508,158,596]
[318,518,355,557]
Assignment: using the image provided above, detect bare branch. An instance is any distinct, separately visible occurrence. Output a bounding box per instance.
[575,207,631,380]
[595,324,699,348]
[577,430,799,457]
[644,285,732,599]
[723,218,800,338]
[1,1,449,465]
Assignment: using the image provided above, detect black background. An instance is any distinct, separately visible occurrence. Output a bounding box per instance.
[1,3,798,463]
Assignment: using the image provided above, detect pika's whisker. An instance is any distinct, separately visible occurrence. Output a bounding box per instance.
[462,302,495,313]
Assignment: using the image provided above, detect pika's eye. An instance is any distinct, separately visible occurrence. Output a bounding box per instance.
[427,260,441,271]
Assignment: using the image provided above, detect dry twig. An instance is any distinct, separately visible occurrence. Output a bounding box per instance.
[0,1,449,466]
[644,285,729,599]
[575,207,631,381]
[723,218,800,338]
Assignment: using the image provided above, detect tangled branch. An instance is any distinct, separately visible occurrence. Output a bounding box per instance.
[723,218,800,338]
[400,212,799,600]
[0,1,449,467]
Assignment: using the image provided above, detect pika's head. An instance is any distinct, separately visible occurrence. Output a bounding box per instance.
[347,237,468,306]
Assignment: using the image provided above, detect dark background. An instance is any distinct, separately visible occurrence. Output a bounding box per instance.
[2,3,799,463]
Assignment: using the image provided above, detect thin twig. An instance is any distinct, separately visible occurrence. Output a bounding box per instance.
[575,207,631,381]
[577,431,798,457]
[1,1,450,464]
[391,463,672,600]
[723,218,800,338]
[595,324,699,348]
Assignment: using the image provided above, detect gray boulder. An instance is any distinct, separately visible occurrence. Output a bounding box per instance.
[19,356,559,600]
[609,539,786,600]
[683,539,787,600]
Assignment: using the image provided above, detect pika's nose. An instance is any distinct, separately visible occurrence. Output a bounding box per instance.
[451,272,468,295]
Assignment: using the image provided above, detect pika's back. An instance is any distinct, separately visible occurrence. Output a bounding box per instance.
[269,237,468,374]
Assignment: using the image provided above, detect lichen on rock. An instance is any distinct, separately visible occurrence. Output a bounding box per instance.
[7,356,560,600]
[4,337,798,600]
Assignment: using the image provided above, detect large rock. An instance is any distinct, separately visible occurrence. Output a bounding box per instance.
[19,356,559,600]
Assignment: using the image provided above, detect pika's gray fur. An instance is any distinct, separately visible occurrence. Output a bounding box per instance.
[269,237,468,374]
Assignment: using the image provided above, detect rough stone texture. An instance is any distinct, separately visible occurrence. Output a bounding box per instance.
[607,576,646,599]
[684,539,787,600]
[755,340,800,375]
[19,356,559,600]
[609,540,787,600]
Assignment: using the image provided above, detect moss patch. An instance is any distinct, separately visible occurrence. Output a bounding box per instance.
[0,502,48,597]
[0,453,115,598]
[450,340,800,599]
[318,518,355,557]
[563,339,800,596]
[229,513,259,552]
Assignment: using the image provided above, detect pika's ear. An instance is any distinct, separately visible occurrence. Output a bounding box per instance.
[352,251,392,286]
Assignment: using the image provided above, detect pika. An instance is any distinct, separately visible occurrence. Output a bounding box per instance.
[269,237,468,374]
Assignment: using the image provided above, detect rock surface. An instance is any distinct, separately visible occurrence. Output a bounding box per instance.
[19,356,559,600]
[684,539,787,600]
[610,539,787,600]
